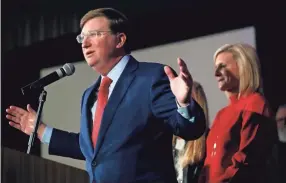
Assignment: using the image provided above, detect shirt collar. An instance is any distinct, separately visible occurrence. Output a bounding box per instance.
[101,54,130,86]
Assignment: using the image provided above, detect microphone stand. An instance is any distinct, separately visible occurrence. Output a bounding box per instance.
[26,88,47,154]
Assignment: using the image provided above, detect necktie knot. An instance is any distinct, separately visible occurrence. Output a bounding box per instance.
[100,76,112,89]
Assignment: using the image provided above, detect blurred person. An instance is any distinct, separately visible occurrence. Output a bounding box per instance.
[173,81,210,183]
[5,7,206,183]
[199,43,276,183]
[276,104,286,182]
[276,104,286,142]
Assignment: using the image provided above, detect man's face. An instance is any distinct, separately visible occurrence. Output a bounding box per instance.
[81,16,118,75]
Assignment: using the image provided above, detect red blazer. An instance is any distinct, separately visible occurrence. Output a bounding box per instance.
[200,92,276,183]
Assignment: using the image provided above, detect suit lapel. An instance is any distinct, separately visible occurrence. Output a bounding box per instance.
[93,57,138,157]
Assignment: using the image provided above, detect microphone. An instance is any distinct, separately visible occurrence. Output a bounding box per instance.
[21,63,75,95]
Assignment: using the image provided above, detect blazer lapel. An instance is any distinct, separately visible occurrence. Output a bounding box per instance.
[80,77,101,158]
[93,57,138,157]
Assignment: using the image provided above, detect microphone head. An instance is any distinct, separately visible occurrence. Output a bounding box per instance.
[63,63,75,76]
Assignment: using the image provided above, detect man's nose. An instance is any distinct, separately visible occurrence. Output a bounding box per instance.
[214,68,221,77]
[82,36,91,49]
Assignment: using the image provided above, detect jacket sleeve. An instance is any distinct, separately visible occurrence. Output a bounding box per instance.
[48,129,85,160]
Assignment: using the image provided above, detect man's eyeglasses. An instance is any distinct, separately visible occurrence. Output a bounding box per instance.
[76,30,113,43]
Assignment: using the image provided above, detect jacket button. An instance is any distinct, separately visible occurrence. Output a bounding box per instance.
[91,160,97,167]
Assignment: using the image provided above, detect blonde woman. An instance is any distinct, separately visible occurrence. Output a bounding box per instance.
[173,81,210,183]
[200,43,276,183]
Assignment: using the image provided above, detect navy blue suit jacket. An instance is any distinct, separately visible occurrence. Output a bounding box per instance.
[49,56,206,183]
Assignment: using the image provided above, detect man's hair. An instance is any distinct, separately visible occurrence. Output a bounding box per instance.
[80,8,131,54]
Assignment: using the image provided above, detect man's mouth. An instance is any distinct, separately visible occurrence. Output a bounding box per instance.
[85,51,95,57]
[217,78,224,82]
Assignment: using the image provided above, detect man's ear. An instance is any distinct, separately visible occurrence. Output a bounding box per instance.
[116,33,127,49]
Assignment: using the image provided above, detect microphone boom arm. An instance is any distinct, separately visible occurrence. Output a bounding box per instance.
[27,88,47,154]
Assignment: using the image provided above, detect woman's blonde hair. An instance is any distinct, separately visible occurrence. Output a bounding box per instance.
[213,43,263,97]
[173,81,209,168]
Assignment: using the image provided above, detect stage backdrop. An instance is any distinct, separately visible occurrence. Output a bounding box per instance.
[40,26,256,170]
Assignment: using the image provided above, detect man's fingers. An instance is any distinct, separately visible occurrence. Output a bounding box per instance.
[180,74,189,84]
[179,66,190,78]
[7,106,26,116]
[177,58,188,68]
[27,104,36,114]
[164,66,176,80]
[6,109,21,118]
[165,58,192,82]
[9,121,21,131]
[6,114,20,123]
[178,58,191,77]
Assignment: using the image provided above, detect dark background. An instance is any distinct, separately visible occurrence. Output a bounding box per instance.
[2,0,286,156]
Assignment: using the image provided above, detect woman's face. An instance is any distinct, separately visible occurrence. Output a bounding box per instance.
[214,52,240,93]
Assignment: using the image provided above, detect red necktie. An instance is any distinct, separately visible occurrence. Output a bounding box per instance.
[92,76,112,147]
